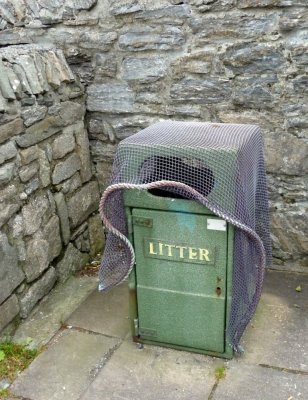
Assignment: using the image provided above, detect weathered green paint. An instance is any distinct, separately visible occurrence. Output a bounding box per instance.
[125,190,234,359]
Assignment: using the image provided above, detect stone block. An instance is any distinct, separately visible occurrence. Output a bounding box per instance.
[109,0,142,15]
[90,142,117,162]
[271,205,307,263]
[52,130,76,160]
[95,161,113,191]
[0,204,20,228]
[17,55,43,95]
[232,76,276,109]
[106,115,159,140]
[58,101,85,127]
[0,59,16,100]
[189,14,278,43]
[13,63,32,94]
[56,243,89,282]
[38,148,51,187]
[20,145,39,165]
[22,194,50,236]
[122,56,168,83]
[0,141,17,165]
[20,267,57,318]
[0,185,18,204]
[238,0,307,7]
[0,118,24,144]
[70,0,98,10]
[87,83,135,113]
[19,162,39,183]
[279,10,308,33]
[0,92,7,112]
[118,27,185,51]
[0,162,15,186]
[0,295,20,332]
[94,53,117,78]
[67,181,100,229]
[74,124,92,183]
[172,52,212,76]
[43,216,62,263]
[292,75,308,94]
[73,231,90,253]
[52,153,81,185]
[135,5,190,24]
[7,67,22,98]
[25,178,40,195]
[79,31,117,51]
[57,172,82,194]
[265,134,308,175]
[189,0,235,12]
[88,214,104,258]
[54,192,71,245]
[170,78,231,104]
[223,43,285,75]
[21,105,47,127]
[0,232,25,304]
[8,214,24,239]
[16,116,61,148]
[0,30,30,46]
[24,238,50,283]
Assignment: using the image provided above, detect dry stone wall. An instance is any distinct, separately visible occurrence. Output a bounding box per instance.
[0,45,103,336]
[0,1,307,308]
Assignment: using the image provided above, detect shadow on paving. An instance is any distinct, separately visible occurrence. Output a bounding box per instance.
[9,270,308,400]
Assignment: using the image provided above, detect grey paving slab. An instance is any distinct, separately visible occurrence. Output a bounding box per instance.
[79,339,217,400]
[66,283,130,338]
[212,363,308,400]
[11,329,119,400]
[241,270,308,372]
[13,275,98,349]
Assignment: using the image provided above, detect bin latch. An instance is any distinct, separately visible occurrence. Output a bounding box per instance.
[132,217,153,228]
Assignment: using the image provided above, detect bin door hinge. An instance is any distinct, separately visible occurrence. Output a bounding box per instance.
[134,318,139,336]
[132,216,153,228]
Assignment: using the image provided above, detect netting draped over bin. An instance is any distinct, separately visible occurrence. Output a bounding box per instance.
[99,121,272,350]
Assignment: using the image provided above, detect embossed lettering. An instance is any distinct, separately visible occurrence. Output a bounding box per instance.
[146,239,212,264]
[158,242,164,256]
[175,245,187,259]
[165,244,175,257]
[149,242,157,255]
[199,248,210,262]
[188,247,198,260]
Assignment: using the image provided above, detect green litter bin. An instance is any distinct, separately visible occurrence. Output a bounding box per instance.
[98,121,271,359]
[124,190,234,359]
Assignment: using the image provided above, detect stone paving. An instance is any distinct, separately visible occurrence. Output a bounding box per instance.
[7,270,308,400]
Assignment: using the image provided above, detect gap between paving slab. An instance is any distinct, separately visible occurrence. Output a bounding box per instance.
[241,270,308,372]
[65,282,130,338]
[9,269,308,400]
[78,339,219,400]
[13,275,98,349]
[210,362,308,400]
[10,329,121,400]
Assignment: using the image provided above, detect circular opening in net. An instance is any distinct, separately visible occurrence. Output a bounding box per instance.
[139,155,215,199]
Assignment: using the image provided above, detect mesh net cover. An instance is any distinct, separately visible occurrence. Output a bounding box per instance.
[99,121,272,350]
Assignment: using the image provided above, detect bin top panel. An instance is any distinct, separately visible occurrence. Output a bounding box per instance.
[120,120,262,151]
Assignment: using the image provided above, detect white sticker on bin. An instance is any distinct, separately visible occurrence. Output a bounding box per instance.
[207,219,226,231]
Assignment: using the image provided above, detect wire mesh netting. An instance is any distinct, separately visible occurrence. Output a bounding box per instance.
[99,121,272,350]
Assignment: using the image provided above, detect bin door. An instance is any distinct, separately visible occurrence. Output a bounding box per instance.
[132,208,229,353]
